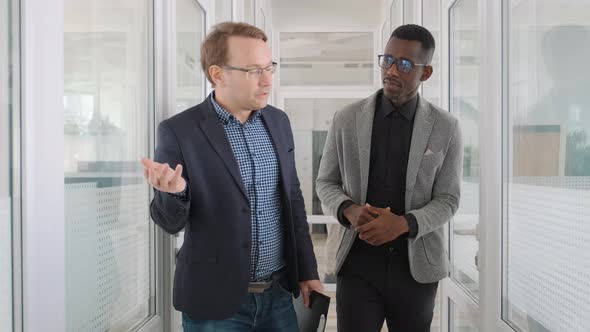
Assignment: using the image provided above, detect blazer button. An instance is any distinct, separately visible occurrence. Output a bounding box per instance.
[242,242,250,250]
[242,207,249,214]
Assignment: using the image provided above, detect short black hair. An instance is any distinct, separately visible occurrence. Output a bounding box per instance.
[390,24,435,63]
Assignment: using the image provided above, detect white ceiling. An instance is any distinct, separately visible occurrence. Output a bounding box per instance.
[272,0,387,31]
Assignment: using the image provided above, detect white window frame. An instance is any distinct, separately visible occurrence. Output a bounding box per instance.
[22,0,165,330]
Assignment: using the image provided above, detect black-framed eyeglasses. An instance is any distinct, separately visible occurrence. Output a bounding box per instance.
[222,62,278,79]
[377,55,428,74]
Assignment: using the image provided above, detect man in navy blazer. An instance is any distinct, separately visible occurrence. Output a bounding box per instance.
[141,22,321,331]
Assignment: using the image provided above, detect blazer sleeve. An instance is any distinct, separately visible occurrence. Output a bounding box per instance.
[150,120,191,234]
[316,112,355,224]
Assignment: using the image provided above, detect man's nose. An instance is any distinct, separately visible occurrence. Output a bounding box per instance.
[386,63,400,77]
[259,70,273,86]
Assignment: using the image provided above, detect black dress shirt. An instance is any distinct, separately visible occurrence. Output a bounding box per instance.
[337,92,419,239]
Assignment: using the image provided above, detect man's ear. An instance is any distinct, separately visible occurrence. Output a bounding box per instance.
[209,65,224,87]
[420,65,433,82]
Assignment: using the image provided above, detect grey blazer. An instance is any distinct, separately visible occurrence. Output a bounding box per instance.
[316,90,463,283]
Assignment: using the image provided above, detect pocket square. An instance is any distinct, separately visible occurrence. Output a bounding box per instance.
[424,148,435,156]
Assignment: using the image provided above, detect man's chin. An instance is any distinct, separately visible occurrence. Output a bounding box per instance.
[382,89,400,100]
[253,100,268,110]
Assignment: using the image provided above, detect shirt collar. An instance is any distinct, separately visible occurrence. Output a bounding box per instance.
[210,91,262,125]
[379,92,418,121]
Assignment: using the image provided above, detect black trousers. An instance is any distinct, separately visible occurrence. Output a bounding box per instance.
[336,239,439,332]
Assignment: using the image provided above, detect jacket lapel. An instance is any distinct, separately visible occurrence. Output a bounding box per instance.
[356,91,379,204]
[199,101,249,200]
[260,109,291,195]
[405,95,435,208]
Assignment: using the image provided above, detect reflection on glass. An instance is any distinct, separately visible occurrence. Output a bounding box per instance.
[64,0,153,330]
[504,1,590,331]
[1,0,16,330]
[450,0,480,300]
[176,0,205,113]
[280,32,374,86]
[422,0,441,107]
[450,300,479,332]
[390,0,403,33]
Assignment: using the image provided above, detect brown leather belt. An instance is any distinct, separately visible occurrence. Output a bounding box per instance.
[247,281,274,293]
[247,269,286,293]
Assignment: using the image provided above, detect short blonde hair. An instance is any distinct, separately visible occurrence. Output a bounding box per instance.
[201,22,268,85]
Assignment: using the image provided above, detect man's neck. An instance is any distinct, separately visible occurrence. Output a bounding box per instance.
[214,90,253,124]
[387,92,418,108]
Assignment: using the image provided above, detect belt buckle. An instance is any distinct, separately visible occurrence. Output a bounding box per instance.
[248,281,272,294]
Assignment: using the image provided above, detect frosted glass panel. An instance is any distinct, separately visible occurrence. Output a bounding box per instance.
[177,0,205,113]
[449,0,480,300]
[280,32,374,86]
[504,1,590,331]
[64,0,154,330]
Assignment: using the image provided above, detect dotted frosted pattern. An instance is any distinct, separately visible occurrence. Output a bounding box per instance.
[507,177,590,331]
[65,183,151,332]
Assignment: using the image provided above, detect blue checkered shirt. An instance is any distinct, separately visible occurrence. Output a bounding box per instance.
[210,93,286,281]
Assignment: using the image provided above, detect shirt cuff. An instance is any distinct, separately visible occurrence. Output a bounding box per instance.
[337,200,355,228]
[168,182,189,201]
[404,213,418,238]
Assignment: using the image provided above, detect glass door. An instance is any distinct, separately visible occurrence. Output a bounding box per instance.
[446,0,481,330]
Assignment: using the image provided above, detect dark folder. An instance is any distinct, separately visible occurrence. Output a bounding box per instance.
[293,290,331,332]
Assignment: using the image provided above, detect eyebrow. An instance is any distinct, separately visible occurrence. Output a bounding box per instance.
[243,61,275,68]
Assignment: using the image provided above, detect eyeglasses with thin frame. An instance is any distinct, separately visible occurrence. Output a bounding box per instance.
[377,54,428,74]
[222,62,278,79]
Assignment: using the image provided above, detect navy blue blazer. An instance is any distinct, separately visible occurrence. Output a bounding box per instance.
[150,97,319,320]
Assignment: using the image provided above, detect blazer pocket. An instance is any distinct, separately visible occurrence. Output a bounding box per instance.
[421,236,442,266]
